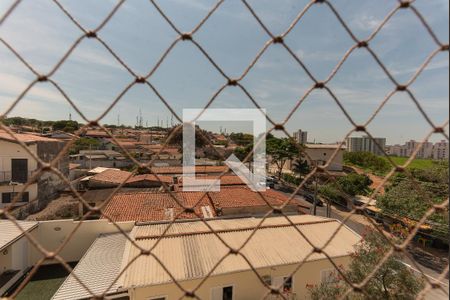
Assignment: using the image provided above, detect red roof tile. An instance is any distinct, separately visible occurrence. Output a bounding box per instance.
[101,192,215,222]
[0,130,60,144]
[151,165,230,175]
[101,187,298,222]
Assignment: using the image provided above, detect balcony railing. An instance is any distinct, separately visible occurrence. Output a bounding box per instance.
[0,171,35,184]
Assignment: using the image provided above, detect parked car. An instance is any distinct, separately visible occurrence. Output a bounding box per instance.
[303,194,324,207]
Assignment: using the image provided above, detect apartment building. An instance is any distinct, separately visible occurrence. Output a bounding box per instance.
[346,136,386,156]
[52,215,361,300]
[432,140,449,160]
[386,140,448,160]
[0,130,69,209]
[293,129,308,145]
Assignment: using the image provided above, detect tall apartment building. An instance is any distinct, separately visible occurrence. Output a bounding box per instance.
[346,136,386,156]
[432,140,449,160]
[293,129,308,144]
[386,140,448,160]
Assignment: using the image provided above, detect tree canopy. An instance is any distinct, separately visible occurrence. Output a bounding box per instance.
[319,173,373,207]
[344,151,390,175]
[308,230,424,300]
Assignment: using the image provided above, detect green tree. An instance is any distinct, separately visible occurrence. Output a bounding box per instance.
[266,137,299,179]
[308,230,424,300]
[53,120,79,133]
[70,137,101,155]
[292,158,310,178]
[229,132,254,146]
[344,152,390,174]
[319,173,372,207]
[166,124,209,148]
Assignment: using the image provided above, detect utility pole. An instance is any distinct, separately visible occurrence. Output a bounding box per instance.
[313,173,318,216]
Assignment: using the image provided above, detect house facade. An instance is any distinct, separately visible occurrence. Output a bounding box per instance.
[0,131,69,209]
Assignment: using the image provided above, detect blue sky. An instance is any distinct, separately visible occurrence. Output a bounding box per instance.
[0,0,448,144]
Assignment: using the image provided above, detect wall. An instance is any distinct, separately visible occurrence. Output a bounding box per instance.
[304,148,344,171]
[0,140,39,208]
[222,205,300,217]
[0,184,38,208]
[0,140,38,180]
[0,244,13,273]
[29,219,134,264]
[131,256,350,300]
[36,141,69,208]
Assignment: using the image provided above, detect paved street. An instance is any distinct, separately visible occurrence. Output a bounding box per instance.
[279,191,449,299]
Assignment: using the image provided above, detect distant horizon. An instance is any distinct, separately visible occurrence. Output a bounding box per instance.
[2,114,448,146]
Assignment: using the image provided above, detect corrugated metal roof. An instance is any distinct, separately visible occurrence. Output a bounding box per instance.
[0,220,38,251]
[52,233,127,300]
[118,215,361,288]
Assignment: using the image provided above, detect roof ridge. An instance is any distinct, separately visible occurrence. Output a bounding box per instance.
[134,219,336,240]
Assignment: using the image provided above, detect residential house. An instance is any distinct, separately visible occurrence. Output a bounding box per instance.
[52,215,361,300]
[100,186,302,222]
[0,220,38,295]
[69,150,130,169]
[0,130,68,209]
[303,144,345,171]
[87,169,173,190]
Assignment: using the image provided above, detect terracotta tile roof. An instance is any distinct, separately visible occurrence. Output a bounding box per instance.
[101,191,215,222]
[208,187,295,208]
[179,175,245,186]
[84,130,110,138]
[0,130,60,144]
[90,169,132,185]
[127,174,173,184]
[89,169,173,186]
[151,165,230,175]
[101,187,298,222]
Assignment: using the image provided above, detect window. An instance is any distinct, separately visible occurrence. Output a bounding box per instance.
[223,286,233,300]
[1,192,29,203]
[273,276,293,294]
[321,269,338,283]
[211,285,234,300]
[11,159,28,183]
[282,277,292,293]
[2,193,11,203]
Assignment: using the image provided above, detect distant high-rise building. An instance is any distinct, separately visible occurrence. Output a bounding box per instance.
[432,140,449,160]
[346,136,386,156]
[386,140,444,160]
[293,129,308,144]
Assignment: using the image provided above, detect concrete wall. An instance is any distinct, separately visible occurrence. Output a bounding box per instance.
[221,205,300,217]
[304,148,344,171]
[0,184,38,208]
[36,141,69,208]
[0,140,39,208]
[0,140,38,179]
[131,256,350,300]
[0,244,13,273]
[29,219,134,264]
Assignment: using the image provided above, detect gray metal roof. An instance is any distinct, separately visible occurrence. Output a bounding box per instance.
[119,215,361,288]
[52,233,127,300]
[0,220,38,251]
